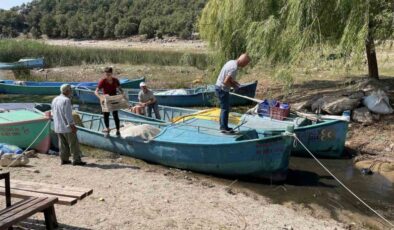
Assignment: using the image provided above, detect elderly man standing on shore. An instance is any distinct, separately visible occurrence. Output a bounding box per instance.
[215,53,250,134]
[51,84,86,166]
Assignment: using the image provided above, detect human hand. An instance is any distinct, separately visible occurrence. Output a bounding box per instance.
[71,125,77,133]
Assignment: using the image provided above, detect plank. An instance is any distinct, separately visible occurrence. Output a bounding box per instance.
[0,187,77,206]
[0,197,57,229]
[12,179,93,195]
[8,182,87,199]
[0,197,44,222]
[0,197,38,216]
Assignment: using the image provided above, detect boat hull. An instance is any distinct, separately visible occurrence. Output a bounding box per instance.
[0,112,50,153]
[0,58,44,70]
[76,112,292,180]
[0,77,144,95]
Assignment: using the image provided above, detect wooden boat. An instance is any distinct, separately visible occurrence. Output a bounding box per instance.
[76,111,293,180]
[74,81,258,106]
[119,103,348,158]
[0,109,50,153]
[0,77,144,95]
[0,58,44,70]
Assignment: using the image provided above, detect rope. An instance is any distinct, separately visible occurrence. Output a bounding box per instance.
[292,134,394,228]
[6,119,51,168]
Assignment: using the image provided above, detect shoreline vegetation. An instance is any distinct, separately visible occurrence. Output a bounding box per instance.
[0,39,209,69]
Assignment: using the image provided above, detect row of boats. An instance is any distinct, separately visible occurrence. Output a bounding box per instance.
[0,76,348,181]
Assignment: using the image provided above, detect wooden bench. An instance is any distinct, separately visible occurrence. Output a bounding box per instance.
[0,179,93,206]
[0,172,58,230]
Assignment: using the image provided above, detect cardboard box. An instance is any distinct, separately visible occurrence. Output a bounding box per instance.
[100,94,129,112]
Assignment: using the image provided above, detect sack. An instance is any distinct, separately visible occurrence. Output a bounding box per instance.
[363,90,393,114]
[118,124,161,142]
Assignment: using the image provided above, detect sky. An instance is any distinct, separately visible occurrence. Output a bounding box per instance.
[0,0,32,10]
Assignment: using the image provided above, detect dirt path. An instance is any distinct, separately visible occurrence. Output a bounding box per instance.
[2,154,345,230]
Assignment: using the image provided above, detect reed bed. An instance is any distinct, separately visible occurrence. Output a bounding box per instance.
[0,39,209,69]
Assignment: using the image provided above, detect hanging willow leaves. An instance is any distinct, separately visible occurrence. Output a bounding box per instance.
[199,0,393,79]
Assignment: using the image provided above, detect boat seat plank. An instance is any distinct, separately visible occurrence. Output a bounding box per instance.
[11,180,93,195]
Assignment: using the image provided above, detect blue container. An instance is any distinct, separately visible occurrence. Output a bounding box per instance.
[280,103,289,110]
[258,100,270,117]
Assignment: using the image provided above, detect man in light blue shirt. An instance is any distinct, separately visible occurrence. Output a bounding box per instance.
[52,84,86,166]
[215,53,250,133]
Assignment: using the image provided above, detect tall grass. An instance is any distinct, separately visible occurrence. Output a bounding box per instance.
[0,39,209,69]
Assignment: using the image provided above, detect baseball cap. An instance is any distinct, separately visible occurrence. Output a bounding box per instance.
[139,82,146,87]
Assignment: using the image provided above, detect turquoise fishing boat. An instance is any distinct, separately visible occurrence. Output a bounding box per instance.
[119,103,348,158]
[0,77,144,95]
[76,111,293,180]
[74,81,258,106]
[0,58,44,70]
[0,109,50,153]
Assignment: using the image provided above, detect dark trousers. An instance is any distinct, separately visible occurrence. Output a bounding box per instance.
[103,111,120,130]
[215,86,230,130]
[147,102,161,119]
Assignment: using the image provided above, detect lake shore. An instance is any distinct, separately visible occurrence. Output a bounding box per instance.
[2,154,346,230]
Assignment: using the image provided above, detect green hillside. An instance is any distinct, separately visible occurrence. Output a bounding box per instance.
[0,0,206,39]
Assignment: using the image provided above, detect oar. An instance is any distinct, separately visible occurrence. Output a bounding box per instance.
[229,92,262,103]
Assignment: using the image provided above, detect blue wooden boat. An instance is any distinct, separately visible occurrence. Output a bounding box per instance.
[0,58,44,70]
[74,81,258,106]
[0,77,144,95]
[118,103,348,158]
[76,111,293,180]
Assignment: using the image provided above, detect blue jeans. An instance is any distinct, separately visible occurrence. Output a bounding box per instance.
[147,102,161,119]
[215,86,230,130]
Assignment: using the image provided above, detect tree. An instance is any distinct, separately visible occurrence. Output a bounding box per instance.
[39,15,56,37]
[199,0,394,79]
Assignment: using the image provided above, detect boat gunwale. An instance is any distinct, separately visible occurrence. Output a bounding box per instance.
[77,111,293,147]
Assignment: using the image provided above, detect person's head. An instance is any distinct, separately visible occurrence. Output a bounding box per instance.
[60,84,72,97]
[104,67,113,79]
[237,53,250,68]
[139,82,148,93]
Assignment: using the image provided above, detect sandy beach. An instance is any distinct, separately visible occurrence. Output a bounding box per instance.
[1,154,345,230]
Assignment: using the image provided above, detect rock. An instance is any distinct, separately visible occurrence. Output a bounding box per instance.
[98,197,105,202]
[316,96,361,115]
[352,107,373,124]
[292,101,310,111]
[347,90,365,100]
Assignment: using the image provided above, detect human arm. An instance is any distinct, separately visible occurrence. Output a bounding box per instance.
[223,74,241,89]
[64,99,77,133]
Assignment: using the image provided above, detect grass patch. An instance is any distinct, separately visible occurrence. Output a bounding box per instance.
[0,39,209,69]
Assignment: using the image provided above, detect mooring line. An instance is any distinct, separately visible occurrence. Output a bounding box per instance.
[292,134,394,228]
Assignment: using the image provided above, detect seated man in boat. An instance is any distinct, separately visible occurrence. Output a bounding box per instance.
[215,53,250,134]
[94,67,123,136]
[137,82,161,119]
[51,84,86,166]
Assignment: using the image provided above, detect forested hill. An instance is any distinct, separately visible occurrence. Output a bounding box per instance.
[0,0,207,39]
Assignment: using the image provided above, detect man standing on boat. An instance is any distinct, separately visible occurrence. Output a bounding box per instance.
[95,67,123,136]
[52,84,86,166]
[215,53,250,134]
[138,82,161,119]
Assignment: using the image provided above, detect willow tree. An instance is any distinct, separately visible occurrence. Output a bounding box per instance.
[199,0,393,79]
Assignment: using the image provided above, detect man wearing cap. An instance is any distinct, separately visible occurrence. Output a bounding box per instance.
[138,82,161,119]
[51,84,86,166]
[215,53,250,134]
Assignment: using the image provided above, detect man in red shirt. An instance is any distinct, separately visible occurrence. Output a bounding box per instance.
[94,67,123,136]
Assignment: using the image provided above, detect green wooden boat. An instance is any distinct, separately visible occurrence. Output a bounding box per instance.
[0,109,51,153]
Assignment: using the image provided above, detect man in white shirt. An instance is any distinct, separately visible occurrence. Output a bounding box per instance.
[215,53,250,133]
[51,84,86,166]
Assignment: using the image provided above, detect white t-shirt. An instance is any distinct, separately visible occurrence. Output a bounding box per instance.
[215,60,238,92]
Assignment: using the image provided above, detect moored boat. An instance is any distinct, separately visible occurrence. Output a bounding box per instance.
[0,77,144,95]
[76,111,293,180]
[0,58,45,70]
[0,109,51,153]
[119,103,348,158]
[74,81,258,106]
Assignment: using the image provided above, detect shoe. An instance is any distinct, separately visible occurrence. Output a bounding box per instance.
[72,161,87,166]
[116,131,121,137]
[61,160,72,165]
[103,128,110,137]
[220,128,235,134]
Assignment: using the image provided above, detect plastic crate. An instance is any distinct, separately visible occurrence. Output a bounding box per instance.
[100,94,129,112]
[270,106,290,120]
